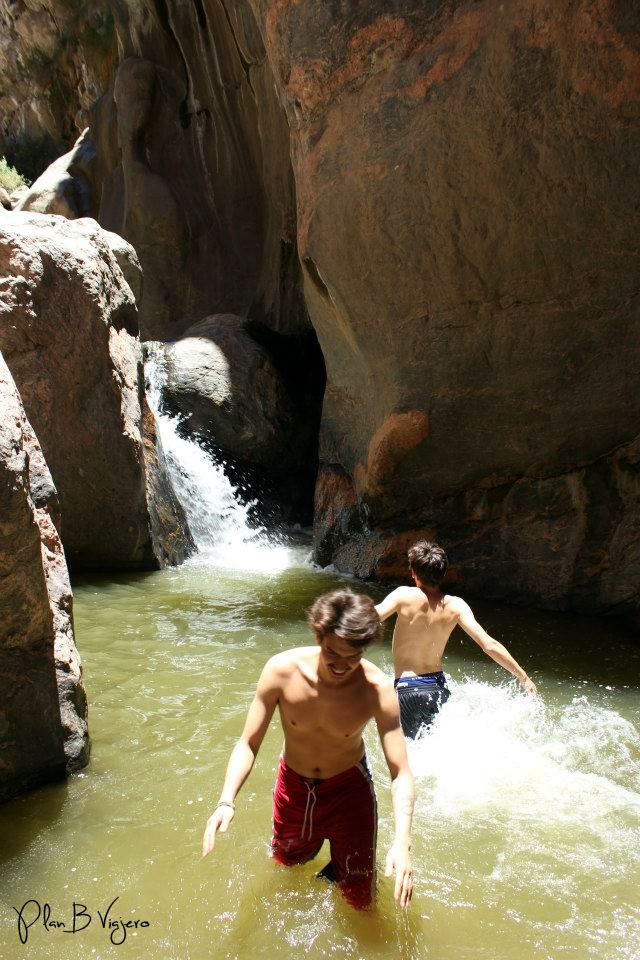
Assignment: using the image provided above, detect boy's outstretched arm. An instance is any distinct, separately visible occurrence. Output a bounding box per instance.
[201,660,280,857]
[454,599,538,695]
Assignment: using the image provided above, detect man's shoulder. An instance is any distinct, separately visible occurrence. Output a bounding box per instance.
[442,594,469,616]
[264,646,315,676]
[361,658,393,690]
[386,585,418,607]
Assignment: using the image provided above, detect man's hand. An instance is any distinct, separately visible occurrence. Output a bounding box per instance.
[201,804,234,858]
[521,675,538,696]
[385,842,413,908]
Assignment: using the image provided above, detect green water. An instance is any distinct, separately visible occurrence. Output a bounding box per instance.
[0,549,638,960]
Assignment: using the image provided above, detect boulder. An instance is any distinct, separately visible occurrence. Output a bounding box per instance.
[15,127,97,218]
[0,352,89,802]
[163,315,297,469]
[161,314,322,521]
[0,210,181,569]
[254,0,640,615]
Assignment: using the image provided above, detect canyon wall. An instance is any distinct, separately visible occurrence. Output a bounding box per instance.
[252,0,640,615]
[2,0,639,614]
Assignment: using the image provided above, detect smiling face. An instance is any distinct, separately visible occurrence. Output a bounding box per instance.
[317,632,366,682]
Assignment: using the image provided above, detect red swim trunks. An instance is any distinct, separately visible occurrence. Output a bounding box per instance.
[271,755,377,909]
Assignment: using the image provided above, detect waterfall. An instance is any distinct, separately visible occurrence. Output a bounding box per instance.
[144,343,295,572]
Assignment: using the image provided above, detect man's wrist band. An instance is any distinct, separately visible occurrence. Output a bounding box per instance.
[216,800,235,811]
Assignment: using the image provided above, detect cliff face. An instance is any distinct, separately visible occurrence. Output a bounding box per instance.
[252,0,640,615]
[2,0,639,614]
[0,353,89,801]
[91,0,307,341]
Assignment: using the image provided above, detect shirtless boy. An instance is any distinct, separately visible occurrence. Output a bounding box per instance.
[201,589,414,909]
[375,541,538,740]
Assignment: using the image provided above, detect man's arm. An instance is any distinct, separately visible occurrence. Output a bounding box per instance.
[201,659,281,857]
[374,680,415,908]
[375,587,405,623]
[455,600,538,694]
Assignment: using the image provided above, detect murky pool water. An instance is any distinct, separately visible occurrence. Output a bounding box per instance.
[0,543,638,960]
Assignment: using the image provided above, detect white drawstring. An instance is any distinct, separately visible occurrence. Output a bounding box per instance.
[301,782,317,840]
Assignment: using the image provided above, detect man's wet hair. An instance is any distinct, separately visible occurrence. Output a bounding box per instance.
[407,540,448,587]
[308,589,382,649]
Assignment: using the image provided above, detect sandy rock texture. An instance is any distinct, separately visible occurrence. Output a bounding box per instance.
[0,210,189,570]
[252,0,640,614]
[0,353,89,802]
[1,2,307,340]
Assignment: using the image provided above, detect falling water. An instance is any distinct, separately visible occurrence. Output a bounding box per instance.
[144,343,297,572]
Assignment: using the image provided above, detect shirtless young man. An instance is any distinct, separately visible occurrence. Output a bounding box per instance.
[375,541,538,740]
[201,589,414,909]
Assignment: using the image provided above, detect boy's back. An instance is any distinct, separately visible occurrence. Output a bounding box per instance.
[383,586,461,677]
[375,540,538,739]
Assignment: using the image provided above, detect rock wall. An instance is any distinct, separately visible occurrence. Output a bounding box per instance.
[2,1,639,614]
[0,353,89,802]
[2,1,308,341]
[251,0,640,616]
[0,1,116,175]
[0,211,190,570]
[93,0,308,341]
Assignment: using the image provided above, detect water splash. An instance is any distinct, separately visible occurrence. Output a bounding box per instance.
[144,343,296,572]
[408,681,640,824]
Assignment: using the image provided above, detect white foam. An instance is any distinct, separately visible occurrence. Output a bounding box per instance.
[408,680,640,830]
[144,344,297,573]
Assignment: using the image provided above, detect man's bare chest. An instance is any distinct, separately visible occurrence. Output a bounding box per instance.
[279,683,372,739]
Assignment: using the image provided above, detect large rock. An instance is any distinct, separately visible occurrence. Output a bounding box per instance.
[164,315,298,468]
[161,314,323,521]
[15,127,97,218]
[0,210,184,569]
[0,353,89,801]
[252,0,640,615]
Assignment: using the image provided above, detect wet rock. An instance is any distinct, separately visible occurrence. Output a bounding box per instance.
[142,398,195,566]
[0,353,89,802]
[164,315,296,468]
[161,314,322,522]
[0,187,11,209]
[255,0,640,615]
[0,210,154,569]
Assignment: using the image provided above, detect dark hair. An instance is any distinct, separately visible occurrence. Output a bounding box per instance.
[407,540,448,587]
[308,589,382,649]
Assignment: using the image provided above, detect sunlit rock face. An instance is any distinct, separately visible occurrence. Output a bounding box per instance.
[0,354,89,802]
[253,0,640,615]
[0,211,189,570]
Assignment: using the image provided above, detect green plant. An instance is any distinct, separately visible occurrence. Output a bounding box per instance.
[0,156,30,192]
